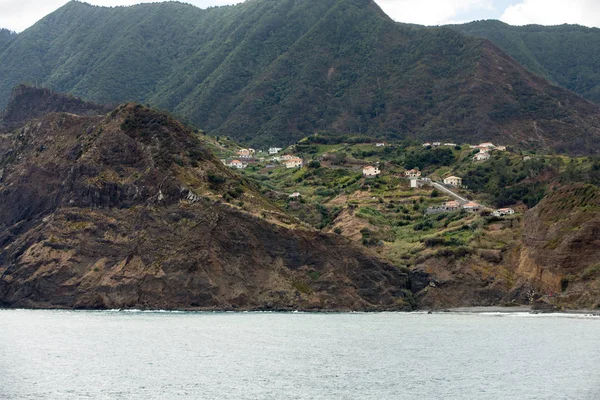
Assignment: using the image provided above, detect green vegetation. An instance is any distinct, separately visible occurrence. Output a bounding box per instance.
[0,29,16,48]
[453,21,600,104]
[1,1,598,153]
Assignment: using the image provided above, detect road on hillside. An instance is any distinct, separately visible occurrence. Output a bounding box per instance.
[430,182,469,203]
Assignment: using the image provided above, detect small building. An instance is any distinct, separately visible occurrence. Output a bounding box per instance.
[404,169,422,178]
[495,146,506,151]
[493,208,515,217]
[237,149,251,156]
[473,152,491,162]
[284,157,303,169]
[280,154,295,161]
[269,147,283,154]
[289,192,301,199]
[228,159,246,169]
[410,179,418,188]
[444,143,457,147]
[363,166,381,177]
[463,201,481,212]
[432,142,441,147]
[443,176,462,186]
[375,142,386,147]
[444,200,461,211]
[422,142,432,148]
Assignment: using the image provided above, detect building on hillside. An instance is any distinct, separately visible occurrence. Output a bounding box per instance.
[495,146,507,151]
[422,142,432,148]
[444,200,461,211]
[404,169,422,178]
[443,176,462,186]
[363,166,381,177]
[462,201,481,212]
[227,159,246,169]
[284,157,303,169]
[289,192,301,199]
[426,200,461,215]
[444,143,457,147]
[410,179,418,188]
[432,142,441,147]
[375,142,386,147]
[473,152,491,161]
[280,154,295,161]
[269,147,283,154]
[492,208,515,217]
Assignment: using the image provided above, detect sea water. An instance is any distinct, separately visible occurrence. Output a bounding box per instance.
[1,310,599,399]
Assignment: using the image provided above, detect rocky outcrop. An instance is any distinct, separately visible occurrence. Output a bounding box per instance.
[0,101,412,310]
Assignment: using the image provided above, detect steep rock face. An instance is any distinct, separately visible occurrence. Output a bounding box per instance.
[0,101,411,310]
[514,184,600,307]
[0,1,599,153]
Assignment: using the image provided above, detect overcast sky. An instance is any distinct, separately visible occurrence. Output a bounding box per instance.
[1,0,599,32]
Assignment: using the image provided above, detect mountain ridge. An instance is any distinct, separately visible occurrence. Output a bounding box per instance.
[0,0,599,153]
[452,20,600,104]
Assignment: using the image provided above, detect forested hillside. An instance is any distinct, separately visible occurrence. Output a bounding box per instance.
[453,21,600,104]
[0,29,16,48]
[1,0,600,154]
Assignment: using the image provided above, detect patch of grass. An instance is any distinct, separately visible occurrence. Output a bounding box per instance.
[582,264,600,280]
[292,281,313,294]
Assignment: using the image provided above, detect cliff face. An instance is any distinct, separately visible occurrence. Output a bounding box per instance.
[514,184,600,307]
[0,98,412,311]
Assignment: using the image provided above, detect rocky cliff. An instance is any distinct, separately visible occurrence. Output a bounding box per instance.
[0,94,412,310]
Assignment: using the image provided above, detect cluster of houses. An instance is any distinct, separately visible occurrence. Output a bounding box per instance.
[223,146,304,169]
[422,142,457,148]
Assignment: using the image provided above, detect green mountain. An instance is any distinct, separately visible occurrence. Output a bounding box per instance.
[1,0,600,154]
[452,20,600,104]
[0,29,16,48]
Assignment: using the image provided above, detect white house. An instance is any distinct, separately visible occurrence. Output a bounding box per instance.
[473,152,491,161]
[493,208,515,217]
[404,168,422,178]
[228,159,246,169]
[422,142,432,147]
[289,192,301,199]
[280,154,295,161]
[284,157,303,169]
[444,143,457,147]
[432,142,441,147]
[363,166,381,177]
[269,147,283,154]
[375,142,386,147]
[443,176,462,186]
